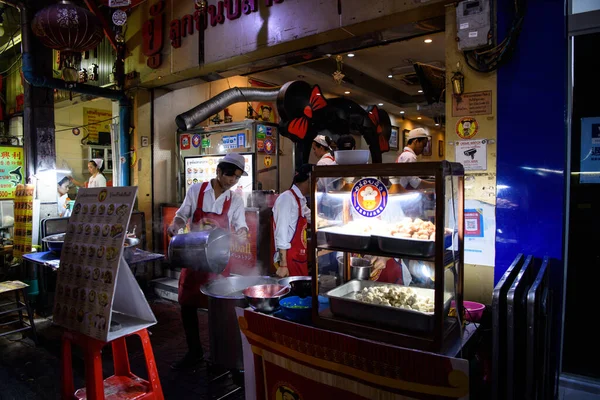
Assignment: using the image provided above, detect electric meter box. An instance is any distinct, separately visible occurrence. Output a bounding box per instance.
[456,0,492,51]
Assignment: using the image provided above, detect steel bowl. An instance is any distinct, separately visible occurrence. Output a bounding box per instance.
[123,237,140,261]
[243,284,290,313]
[42,233,66,254]
[278,276,312,298]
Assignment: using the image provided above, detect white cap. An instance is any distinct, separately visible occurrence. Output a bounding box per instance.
[92,158,104,170]
[313,134,330,149]
[220,153,248,176]
[407,128,430,140]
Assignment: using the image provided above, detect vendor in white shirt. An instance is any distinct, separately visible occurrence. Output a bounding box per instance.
[273,164,312,277]
[69,159,107,188]
[396,128,434,189]
[167,153,248,370]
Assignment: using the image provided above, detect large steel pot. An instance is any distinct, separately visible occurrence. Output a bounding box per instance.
[200,275,278,370]
[168,229,230,273]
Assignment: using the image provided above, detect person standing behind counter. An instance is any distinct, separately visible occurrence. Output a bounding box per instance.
[396,128,434,189]
[69,159,107,188]
[167,153,248,370]
[273,164,312,278]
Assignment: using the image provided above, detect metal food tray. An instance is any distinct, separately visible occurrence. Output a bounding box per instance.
[373,232,453,257]
[317,226,374,251]
[326,280,452,333]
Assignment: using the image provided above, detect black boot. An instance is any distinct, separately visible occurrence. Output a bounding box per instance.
[170,351,204,370]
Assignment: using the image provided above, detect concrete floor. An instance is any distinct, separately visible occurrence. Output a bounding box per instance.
[0,296,244,400]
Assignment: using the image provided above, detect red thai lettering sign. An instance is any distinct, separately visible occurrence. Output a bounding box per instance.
[229,209,258,275]
[142,0,285,69]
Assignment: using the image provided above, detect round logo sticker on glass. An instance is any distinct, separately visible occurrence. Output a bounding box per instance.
[351,178,388,217]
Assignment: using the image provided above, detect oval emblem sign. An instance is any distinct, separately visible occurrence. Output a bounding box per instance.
[351,178,388,217]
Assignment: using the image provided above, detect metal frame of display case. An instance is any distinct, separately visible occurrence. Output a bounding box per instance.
[310,161,464,353]
[175,120,280,203]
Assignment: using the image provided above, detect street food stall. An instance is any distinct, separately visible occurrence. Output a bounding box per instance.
[228,161,471,399]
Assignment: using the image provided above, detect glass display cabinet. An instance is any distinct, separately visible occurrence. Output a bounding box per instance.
[310,161,464,353]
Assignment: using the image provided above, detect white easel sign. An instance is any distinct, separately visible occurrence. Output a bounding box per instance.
[53,187,156,342]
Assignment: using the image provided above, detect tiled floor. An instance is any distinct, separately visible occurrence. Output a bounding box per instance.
[0,296,244,400]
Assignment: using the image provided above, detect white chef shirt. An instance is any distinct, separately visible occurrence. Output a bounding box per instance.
[175,181,248,232]
[57,193,68,216]
[88,174,107,188]
[396,147,421,189]
[316,153,337,193]
[273,185,311,250]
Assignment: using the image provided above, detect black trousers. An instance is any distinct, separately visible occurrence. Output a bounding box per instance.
[181,305,203,356]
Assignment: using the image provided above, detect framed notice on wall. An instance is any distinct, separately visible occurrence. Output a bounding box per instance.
[580,117,600,184]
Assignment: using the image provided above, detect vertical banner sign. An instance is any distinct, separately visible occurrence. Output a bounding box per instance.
[53,187,148,341]
[229,210,258,275]
[13,184,34,260]
[0,146,24,198]
[580,117,600,184]
[83,108,113,144]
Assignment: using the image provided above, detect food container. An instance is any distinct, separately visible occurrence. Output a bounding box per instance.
[334,150,370,165]
[373,232,453,257]
[326,280,452,333]
[279,296,312,323]
[201,276,277,370]
[42,233,66,254]
[243,284,291,313]
[318,226,373,250]
[278,276,311,298]
[168,229,230,273]
[451,300,485,322]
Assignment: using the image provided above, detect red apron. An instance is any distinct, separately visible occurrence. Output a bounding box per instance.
[273,189,308,277]
[178,182,232,307]
[373,258,404,285]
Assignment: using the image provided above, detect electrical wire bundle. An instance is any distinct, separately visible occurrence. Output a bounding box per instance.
[463,0,526,73]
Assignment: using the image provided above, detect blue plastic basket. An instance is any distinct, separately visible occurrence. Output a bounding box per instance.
[279,296,312,323]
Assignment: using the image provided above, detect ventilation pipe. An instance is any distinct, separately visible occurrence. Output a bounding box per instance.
[176,87,280,130]
[1,0,130,187]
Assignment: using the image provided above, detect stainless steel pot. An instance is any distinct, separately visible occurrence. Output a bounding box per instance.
[168,229,230,273]
[200,275,278,370]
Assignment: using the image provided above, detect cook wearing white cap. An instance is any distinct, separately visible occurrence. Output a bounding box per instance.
[167,152,248,370]
[396,128,433,189]
[68,158,107,188]
[312,134,336,166]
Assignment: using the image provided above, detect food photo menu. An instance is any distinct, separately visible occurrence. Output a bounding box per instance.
[52,187,146,341]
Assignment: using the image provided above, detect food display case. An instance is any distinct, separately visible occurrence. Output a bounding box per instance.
[311,161,464,353]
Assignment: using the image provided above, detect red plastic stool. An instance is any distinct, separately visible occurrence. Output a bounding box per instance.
[61,328,164,400]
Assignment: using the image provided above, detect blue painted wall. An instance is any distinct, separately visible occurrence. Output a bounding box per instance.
[495,0,567,283]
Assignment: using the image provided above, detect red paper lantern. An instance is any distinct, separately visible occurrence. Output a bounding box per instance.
[31,1,104,81]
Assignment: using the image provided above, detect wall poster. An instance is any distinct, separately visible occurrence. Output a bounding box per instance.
[464,199,495,267]
[83,108,112,144]
[455,139,488,171]
[0,146,24,199]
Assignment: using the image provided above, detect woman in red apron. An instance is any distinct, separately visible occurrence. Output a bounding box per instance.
[273,164,312,277]
[167,154,248,370]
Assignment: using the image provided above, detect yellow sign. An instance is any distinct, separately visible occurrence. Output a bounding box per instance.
[0,146,24,199]
[456,116,479,139]
[264,156,272,168]
[13,184,34,259]
[83,108,113,144]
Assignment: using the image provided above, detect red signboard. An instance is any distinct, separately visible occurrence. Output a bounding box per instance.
[229,210,259,275]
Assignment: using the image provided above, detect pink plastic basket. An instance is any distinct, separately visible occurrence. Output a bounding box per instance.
[451,300,486,322]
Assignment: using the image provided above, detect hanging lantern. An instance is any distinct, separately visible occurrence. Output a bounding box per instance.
[31,1,103,82]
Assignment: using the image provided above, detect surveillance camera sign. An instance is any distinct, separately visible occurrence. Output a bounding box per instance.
[455,139,487,171]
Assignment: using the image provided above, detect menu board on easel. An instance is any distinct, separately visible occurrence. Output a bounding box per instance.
[53,187,156,341]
